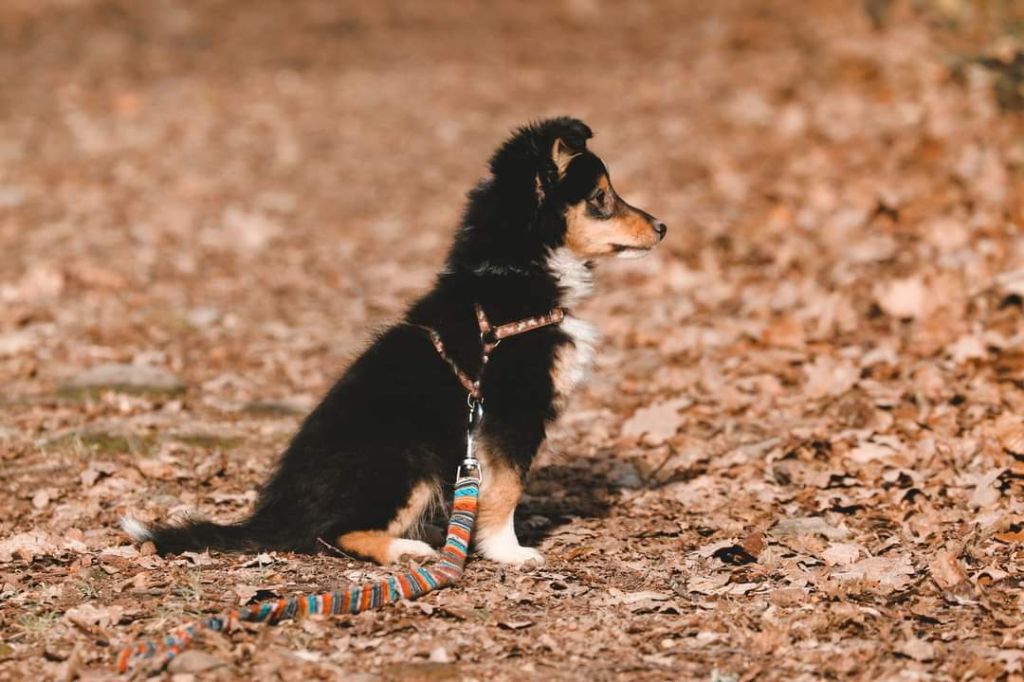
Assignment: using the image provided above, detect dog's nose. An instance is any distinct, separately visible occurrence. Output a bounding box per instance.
[652,220,667,240]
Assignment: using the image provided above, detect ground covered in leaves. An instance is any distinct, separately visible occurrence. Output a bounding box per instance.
[2,1,1024,680]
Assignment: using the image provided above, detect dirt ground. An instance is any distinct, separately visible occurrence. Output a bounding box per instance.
[2,0,1024,680]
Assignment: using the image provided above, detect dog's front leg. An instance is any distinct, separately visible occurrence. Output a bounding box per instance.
[474,452,544,567]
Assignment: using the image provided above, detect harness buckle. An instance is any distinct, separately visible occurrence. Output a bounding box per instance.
[480,329,499,348]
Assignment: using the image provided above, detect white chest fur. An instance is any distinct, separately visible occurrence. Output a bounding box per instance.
[545,247,600,402]
[546,247,593,308]
[558,315,599,394]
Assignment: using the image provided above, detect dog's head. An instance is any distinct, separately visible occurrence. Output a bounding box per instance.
[489,117,666,260]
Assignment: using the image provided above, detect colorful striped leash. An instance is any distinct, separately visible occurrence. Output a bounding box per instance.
[116,404,484,674]
[116,466,480,673]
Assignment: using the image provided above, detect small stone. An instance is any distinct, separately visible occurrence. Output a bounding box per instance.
[770,516,850,541]
[186,306,221,328]
[60,363,185,398]
[609,461,644,489]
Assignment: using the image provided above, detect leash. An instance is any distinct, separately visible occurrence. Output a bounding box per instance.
[116,471,480,673]
[114,303,563,674]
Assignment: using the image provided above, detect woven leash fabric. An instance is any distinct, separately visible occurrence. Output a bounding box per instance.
[116,474,480,674]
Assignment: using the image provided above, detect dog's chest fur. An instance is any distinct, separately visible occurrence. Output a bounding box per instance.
[551,315,598,407]
[547,248,600,405]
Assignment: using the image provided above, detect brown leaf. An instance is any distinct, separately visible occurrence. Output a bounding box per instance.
[899,637,936,662]
[65,603,123,630]
[832,555,915,588]
[762,315,805,349]
[822,543,864,567]
[994,414,1024,457]
[993,528,1024,544]
[740,531,764,558]
[875,277,931,319]
[928,550,967,590]
[620,398,691,445]
[0,532,58,563]
[498,619,534,630]
[166,650,226,674]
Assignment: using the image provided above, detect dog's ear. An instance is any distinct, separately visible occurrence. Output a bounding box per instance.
[537,118,592,195]
[551,137,578,179]
[490,117,593,200]
[547,118,593,155]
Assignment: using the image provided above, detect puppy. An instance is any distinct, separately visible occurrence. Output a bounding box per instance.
[123,117,665,566]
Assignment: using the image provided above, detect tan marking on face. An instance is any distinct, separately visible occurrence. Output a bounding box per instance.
[473,442,523,538]
[564,177,660,259]
[386,481,439,537]
[336,530,394,565]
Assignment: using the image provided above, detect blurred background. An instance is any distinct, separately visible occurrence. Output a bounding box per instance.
[1,0,1022,398]
[2,1,1024,679]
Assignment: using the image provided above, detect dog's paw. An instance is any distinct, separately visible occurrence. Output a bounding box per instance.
[387,539,438,563]
[481,544,545,568]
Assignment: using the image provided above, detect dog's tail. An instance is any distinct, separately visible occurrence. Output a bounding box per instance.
[120,516,264,555]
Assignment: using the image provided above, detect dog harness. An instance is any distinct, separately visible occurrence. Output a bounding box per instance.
[115,303,564,674]
[415,303,566,401]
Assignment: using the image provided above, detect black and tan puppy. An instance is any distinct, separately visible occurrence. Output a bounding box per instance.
[123,117,665,566]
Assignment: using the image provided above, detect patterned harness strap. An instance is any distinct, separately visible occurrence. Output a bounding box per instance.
[115,302,562,673]
[417,303,566,400]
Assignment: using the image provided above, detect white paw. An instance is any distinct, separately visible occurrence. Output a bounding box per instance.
[480,544,545,567]
[387,539,438,563]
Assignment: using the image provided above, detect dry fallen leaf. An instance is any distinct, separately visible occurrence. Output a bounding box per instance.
[875,277,931,319]
[166,650,226,674]
[0,532,58,563]
[993,414,1024,456]
[969,469,1005,509]
[498,619,534,630]
[928,550,967,590]
[899,637,936,662]
[822,543,864,567]
[740,531,765,558]
[803,355,858,399]
[771,517,851,541]
[847,441,898,464]
[832,555,915,588]
[620,398,692,445]
[65,603,123,629]
[993,528,1024,544]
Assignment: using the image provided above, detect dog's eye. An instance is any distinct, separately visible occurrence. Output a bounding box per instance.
[590,189,605,205]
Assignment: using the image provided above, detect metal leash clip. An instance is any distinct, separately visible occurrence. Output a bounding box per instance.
[457,397,484,482]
